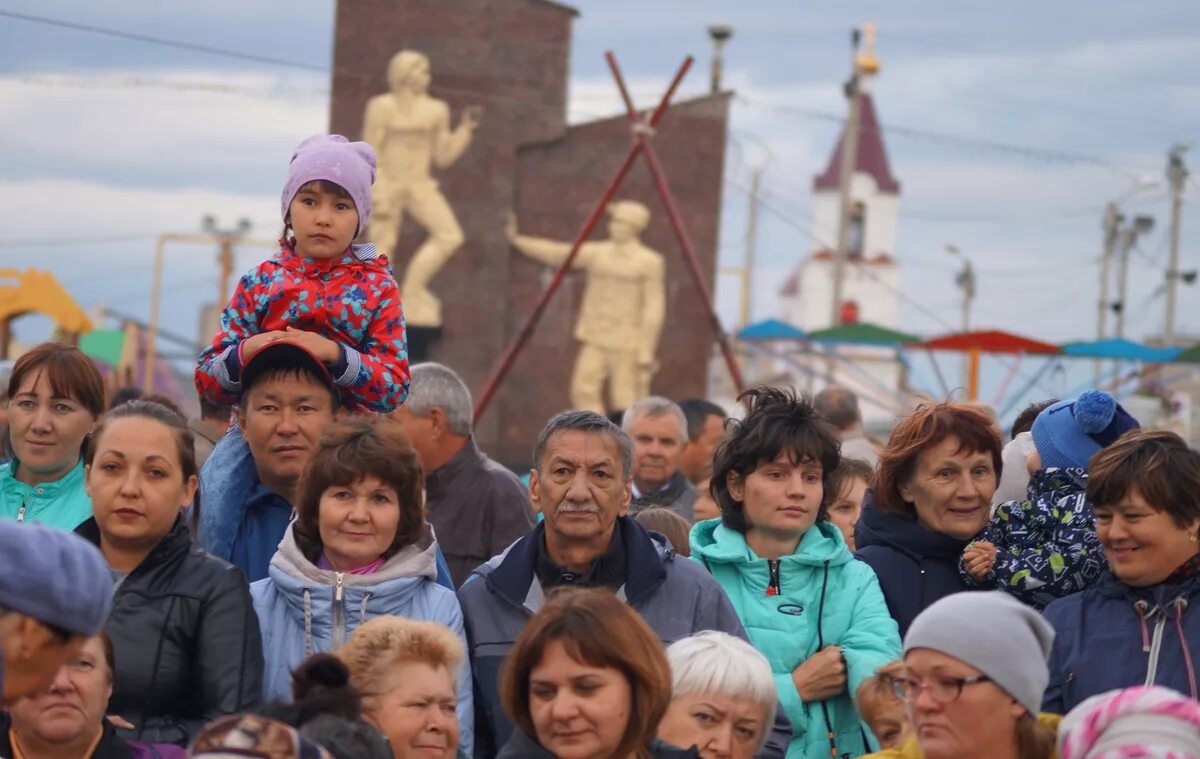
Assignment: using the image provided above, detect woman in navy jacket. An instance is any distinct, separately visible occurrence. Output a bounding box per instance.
[855,402,1002,636]
[1043,430,1200,713]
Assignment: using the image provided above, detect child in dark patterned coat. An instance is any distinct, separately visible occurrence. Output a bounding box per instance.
[959,390,1139,609]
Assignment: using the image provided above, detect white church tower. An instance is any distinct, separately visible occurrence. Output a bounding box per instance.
[777,48,906,426]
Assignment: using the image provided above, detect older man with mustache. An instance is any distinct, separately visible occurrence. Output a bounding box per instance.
[457,409,794,759]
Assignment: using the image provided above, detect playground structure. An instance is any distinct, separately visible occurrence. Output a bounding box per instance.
[0,268,94,359]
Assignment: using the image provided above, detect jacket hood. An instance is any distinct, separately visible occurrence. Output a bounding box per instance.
[470,517,670,613]
[855,490,971,562]
[690,518,852,567]
[270,521,440,587]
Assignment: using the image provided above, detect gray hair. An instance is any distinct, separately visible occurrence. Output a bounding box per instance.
[814,385,861,431]
[533,409,633,479]
[621,396,687,440]
[666,632,778,749]
[406,363,473,437]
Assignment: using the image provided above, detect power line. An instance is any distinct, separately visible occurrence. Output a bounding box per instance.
[736,95,1151,179]
[0,10,325,72]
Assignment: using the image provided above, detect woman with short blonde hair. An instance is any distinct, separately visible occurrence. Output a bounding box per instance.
[340,616,465,759]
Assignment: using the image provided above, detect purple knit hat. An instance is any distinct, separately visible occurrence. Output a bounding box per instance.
[281,134,376,237]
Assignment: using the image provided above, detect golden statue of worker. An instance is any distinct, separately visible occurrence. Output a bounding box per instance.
[363,50,482,328]
[506,201,666,414]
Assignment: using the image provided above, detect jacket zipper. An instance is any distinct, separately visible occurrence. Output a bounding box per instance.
[1146,607,1166,686]
[16,499,26,523]
[332,572,346,648]
[766,559,781,596]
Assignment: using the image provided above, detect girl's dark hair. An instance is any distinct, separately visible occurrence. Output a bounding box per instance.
[710,386,842,533]
[261,654,391,759]
[829,457,875,501]
[293,416,426,564]
[84,400,199,512]
[290,654,364,723]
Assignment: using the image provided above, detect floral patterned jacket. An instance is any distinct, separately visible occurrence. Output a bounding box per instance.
[194,243,409,412]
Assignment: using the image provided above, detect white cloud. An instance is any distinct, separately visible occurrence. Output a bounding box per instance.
[0,69,328,188]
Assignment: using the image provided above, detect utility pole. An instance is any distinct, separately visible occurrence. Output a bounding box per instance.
[740,166,762,328]
[1113,214,1156,340]
[202,216,254,306]
[947,244,975,392]
[1094,203,1123,383]
[1165,143,1189,343]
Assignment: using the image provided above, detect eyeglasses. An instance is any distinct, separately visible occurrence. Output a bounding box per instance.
[891,674,994,703]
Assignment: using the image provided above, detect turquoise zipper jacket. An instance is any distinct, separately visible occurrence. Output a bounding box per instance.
[691,519,901,759]
[0,459,92,531]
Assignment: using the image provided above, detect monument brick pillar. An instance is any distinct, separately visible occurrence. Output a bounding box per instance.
[332,0,731,466]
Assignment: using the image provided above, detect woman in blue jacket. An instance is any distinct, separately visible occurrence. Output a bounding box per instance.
[251,416,473,754]
[691,387,900,759]
[1043,430,1200,713]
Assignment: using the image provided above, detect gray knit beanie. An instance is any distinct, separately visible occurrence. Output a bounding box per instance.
[904,591,1055,715]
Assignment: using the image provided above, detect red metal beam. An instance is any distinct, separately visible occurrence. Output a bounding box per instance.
[604,52,745,395]
[473,56,694,421]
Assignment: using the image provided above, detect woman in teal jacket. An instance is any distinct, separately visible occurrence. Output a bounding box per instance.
[691,387,900,759]
[0,343,105,530]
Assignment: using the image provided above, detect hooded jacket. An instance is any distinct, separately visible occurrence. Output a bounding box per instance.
[854,495,977,637]
[1042,574,1200,714]
[250,523,473,754]
[0,458,91,531]
[75,517,262,746]
[194,244,410,413]
[457,517,792,759]
[691,520,900,759]
[962,468,1105,609]
[862,713,1061,758]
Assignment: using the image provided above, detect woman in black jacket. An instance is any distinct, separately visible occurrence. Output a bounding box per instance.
[76,400,263,745]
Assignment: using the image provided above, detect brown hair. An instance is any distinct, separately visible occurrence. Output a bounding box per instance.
[1015,713,1057,759]
[339,617,464,705]
[634,508,691,556]
[7,342,105,419]
[875,402,1003,517]
[85,400,199,512]
[1087,429,1200,528]
[830,457,875,501]
[293,416,425,564]
[711,386,842,532]
[500,588,671,759]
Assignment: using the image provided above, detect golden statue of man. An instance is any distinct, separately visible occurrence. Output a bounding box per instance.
[363,50,482,328]
[506,201,666,414]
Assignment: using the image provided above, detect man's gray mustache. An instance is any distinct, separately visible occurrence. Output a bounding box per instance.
[556,502,601,514]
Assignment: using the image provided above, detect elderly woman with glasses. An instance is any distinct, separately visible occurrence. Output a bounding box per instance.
[864,592,1060,759]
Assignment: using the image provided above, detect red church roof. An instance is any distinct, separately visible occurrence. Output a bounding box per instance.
[813,94,900,194]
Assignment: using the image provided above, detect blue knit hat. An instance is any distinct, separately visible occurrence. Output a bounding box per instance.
[0,522,112,636]
[281,134,376,237]
[1031,390,1140,470]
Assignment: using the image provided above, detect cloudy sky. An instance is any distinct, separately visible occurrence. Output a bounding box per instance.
[2,0,1198,417]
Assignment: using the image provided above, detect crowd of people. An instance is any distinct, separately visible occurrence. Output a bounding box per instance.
[1,132,1199,759]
